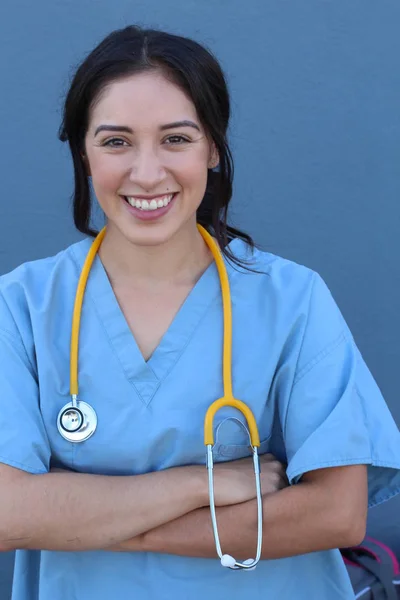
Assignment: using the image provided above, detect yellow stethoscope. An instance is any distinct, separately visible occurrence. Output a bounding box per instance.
[56,224,263,570]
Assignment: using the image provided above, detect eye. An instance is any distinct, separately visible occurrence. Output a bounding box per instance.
[164,135,191,145]
[102,138,129,148]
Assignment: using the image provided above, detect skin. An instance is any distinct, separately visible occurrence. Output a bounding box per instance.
[0,457,287,552]
[108,466,368,560]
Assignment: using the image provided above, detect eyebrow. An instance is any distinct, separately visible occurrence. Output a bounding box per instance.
[94,120,201,137]
[160,120,200,132]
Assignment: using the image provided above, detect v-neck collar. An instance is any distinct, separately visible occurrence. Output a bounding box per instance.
[70,235,244,406]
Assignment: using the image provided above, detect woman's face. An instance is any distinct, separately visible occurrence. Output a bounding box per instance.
[84,71,218,247]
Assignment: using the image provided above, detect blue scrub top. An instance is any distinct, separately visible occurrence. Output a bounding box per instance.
[1,236,400,600]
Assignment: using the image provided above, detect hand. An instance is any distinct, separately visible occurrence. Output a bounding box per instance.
[212,453,288,506]
[258,453,289,495]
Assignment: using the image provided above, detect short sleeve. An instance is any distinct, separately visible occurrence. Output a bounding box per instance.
[0,291,51,474]
[281,273,400,508]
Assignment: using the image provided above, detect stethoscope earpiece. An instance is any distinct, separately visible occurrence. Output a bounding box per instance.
[221,554,237,568]
[221,555,257,570]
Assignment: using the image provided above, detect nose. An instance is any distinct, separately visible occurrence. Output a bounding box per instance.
[128,146,166,191]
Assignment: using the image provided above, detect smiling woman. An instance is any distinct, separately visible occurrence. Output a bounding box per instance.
[0,24,400,600]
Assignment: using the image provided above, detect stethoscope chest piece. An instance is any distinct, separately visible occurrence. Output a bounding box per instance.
[57,400,97,442]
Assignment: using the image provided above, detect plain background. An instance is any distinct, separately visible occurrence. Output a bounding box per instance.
[1,0,399,596]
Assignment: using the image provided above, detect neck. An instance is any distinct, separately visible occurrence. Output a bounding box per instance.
[98,221,212,289]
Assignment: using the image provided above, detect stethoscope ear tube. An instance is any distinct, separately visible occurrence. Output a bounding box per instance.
[206,441,263,570]
[205,398,263,570]
[200,221,264,569]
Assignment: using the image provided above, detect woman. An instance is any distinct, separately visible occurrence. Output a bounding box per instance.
[0,25,399,600]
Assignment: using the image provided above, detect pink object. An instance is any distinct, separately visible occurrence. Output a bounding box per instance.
[342,536,400,575]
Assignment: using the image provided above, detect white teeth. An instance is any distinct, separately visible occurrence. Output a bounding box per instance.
[126,193,174,210]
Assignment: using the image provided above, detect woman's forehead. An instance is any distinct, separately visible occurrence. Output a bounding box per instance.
[88,72,199,131]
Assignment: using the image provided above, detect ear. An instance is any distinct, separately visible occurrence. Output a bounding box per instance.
[208,143,219,170]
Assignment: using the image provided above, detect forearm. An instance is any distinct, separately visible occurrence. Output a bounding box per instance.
[143,501,255,560]
[115,481,365,559]
[0,467,206,552]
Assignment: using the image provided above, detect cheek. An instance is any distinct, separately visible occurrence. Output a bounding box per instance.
[169,153,209,191]
[90,158,123,195]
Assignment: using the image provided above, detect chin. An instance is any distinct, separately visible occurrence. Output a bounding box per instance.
[118,220,189,248]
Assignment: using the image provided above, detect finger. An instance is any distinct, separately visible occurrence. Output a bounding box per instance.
[258,453,276,463]
[274,461,287,474]
[277,472,288,486]
[277,472,289,489]
[260,471,282,494]
[259,459,285,475]
[266,460,287,476]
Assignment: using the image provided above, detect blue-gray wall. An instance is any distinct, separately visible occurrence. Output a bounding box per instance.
[1,0,399,596]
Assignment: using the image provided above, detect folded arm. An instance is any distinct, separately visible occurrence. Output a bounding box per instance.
[0,453,274,552]
[0,463,207,552]
[109,465,368,560]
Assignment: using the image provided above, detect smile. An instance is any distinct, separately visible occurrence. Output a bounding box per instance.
[123,193,175,211]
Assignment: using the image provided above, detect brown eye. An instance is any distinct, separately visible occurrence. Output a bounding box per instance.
[164,135,190,145]
[103,138,128,147]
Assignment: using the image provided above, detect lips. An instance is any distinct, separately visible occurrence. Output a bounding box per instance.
[124,193,175,211]
[122,192,178,221]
